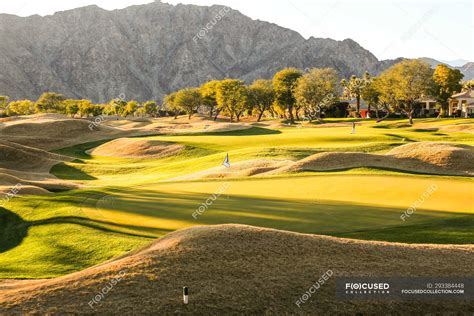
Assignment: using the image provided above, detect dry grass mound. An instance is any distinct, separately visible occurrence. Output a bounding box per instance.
[172,159,292,181]
[0,140,70,172]
[0,117,125,150]
[388,142,474,171]
[0,224,471,314]
[0,185,50,196]
[0,141,79,194]
[89,138,185,159]
[272,142,474,176]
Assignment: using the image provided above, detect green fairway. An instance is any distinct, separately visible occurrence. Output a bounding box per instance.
[1,118,473,278]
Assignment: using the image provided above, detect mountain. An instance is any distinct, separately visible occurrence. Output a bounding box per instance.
[458,62,474,81]
[419,58,473,80]
[441,59,471,68]
[0,2,403,102]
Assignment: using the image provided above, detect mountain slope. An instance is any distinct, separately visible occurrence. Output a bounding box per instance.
[0,2,397,102]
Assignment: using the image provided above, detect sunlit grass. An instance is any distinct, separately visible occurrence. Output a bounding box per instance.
[1,118,473,278]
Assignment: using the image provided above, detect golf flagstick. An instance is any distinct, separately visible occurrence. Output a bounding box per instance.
[223,153,230,168]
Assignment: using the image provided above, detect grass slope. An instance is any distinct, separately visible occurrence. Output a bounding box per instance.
[1,118,473,278]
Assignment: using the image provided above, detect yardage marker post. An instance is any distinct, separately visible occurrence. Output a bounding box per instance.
[183,286,189,304]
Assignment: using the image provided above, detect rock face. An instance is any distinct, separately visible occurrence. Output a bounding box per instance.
[0,1,399,102]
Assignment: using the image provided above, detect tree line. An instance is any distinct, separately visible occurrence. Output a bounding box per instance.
[1,59,472,124]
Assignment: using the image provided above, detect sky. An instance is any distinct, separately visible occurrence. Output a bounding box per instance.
[1,0,472,63]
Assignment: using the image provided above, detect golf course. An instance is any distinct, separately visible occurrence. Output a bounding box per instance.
[0,115,472,280]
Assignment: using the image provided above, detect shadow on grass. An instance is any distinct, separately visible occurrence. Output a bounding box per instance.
[50,163,97,180]
[195,126,282,136]
[0,206,159,253]
[51,187,474,244]
[384,133,416,142]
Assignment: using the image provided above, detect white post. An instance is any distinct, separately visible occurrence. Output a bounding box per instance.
[183,287,189,304]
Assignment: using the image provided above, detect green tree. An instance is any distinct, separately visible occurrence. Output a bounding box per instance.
[340,72,370,117]
[64,100,80,117]
[0,96,9,111]
[216,79,248,122]
[78,100,95,117]
[248,79,275,122]
[377,60,434,125]
[273,68,303,124]
[35,92,66,113]
[432,64,463,117]
[104,98,127,116]
[143,101,158,117]
[200,80,220,119]
[294,68,339,121]
[6,100,35,116]
[462,80,474,91]
[174,88,202,119]
[123,101,139,117]
[163,92,180,119]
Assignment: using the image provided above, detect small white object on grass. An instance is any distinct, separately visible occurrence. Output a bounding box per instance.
[183,286,189,305]
[223,153,230,168]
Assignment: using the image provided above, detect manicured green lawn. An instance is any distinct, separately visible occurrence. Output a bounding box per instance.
[1,118,473,278]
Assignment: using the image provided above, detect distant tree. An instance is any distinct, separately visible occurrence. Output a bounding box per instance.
[273,68,303,124]
[340,72,370,117]
[294,68,339,121]
[64,100,80,117]
[123,101,139,117]
[174,88,202,119]
[78,100,95,117]
[248,79,275,122]
[163,92,180,119]
[6,100,35,116]
[432,64,463,117]
[90,104,104,117]
[216,79,248,122]
[143,101,158,117]
[361,74,382,117]
[462,79,474,91]
[377,60,434,125]
[200,80,220,119]
[104,98,127,116]
[35,92,66,113]
[0,96,9,111]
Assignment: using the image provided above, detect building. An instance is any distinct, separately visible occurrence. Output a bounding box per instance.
[419,99,438,117]
[449,89,474,117]
[348,99,370,118]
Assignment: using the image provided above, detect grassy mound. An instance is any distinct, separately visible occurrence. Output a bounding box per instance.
[90,138,185,159]
[0,224,472,314]
[0,118,125,150]
[272,142,474,176]
[172,159,292,180]
[0,140,79,194]
[0,140,68,172]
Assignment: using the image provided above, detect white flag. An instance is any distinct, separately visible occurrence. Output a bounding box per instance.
[223,153,230,168]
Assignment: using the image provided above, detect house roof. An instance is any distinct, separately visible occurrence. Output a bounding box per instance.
[451,89,474,99]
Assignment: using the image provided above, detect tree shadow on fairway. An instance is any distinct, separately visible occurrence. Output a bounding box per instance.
[0,206,159,254]
[0,207,29,253]
[384,133,416,142]
[61,187,474,244]
[197,126,281,136]
[50,162,97,180]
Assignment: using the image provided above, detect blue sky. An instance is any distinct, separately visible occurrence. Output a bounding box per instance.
[1,0,472,63]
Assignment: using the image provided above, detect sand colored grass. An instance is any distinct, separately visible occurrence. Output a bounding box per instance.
[89,138,185,158]
[0,225,472,314]
[269,142,474,177]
